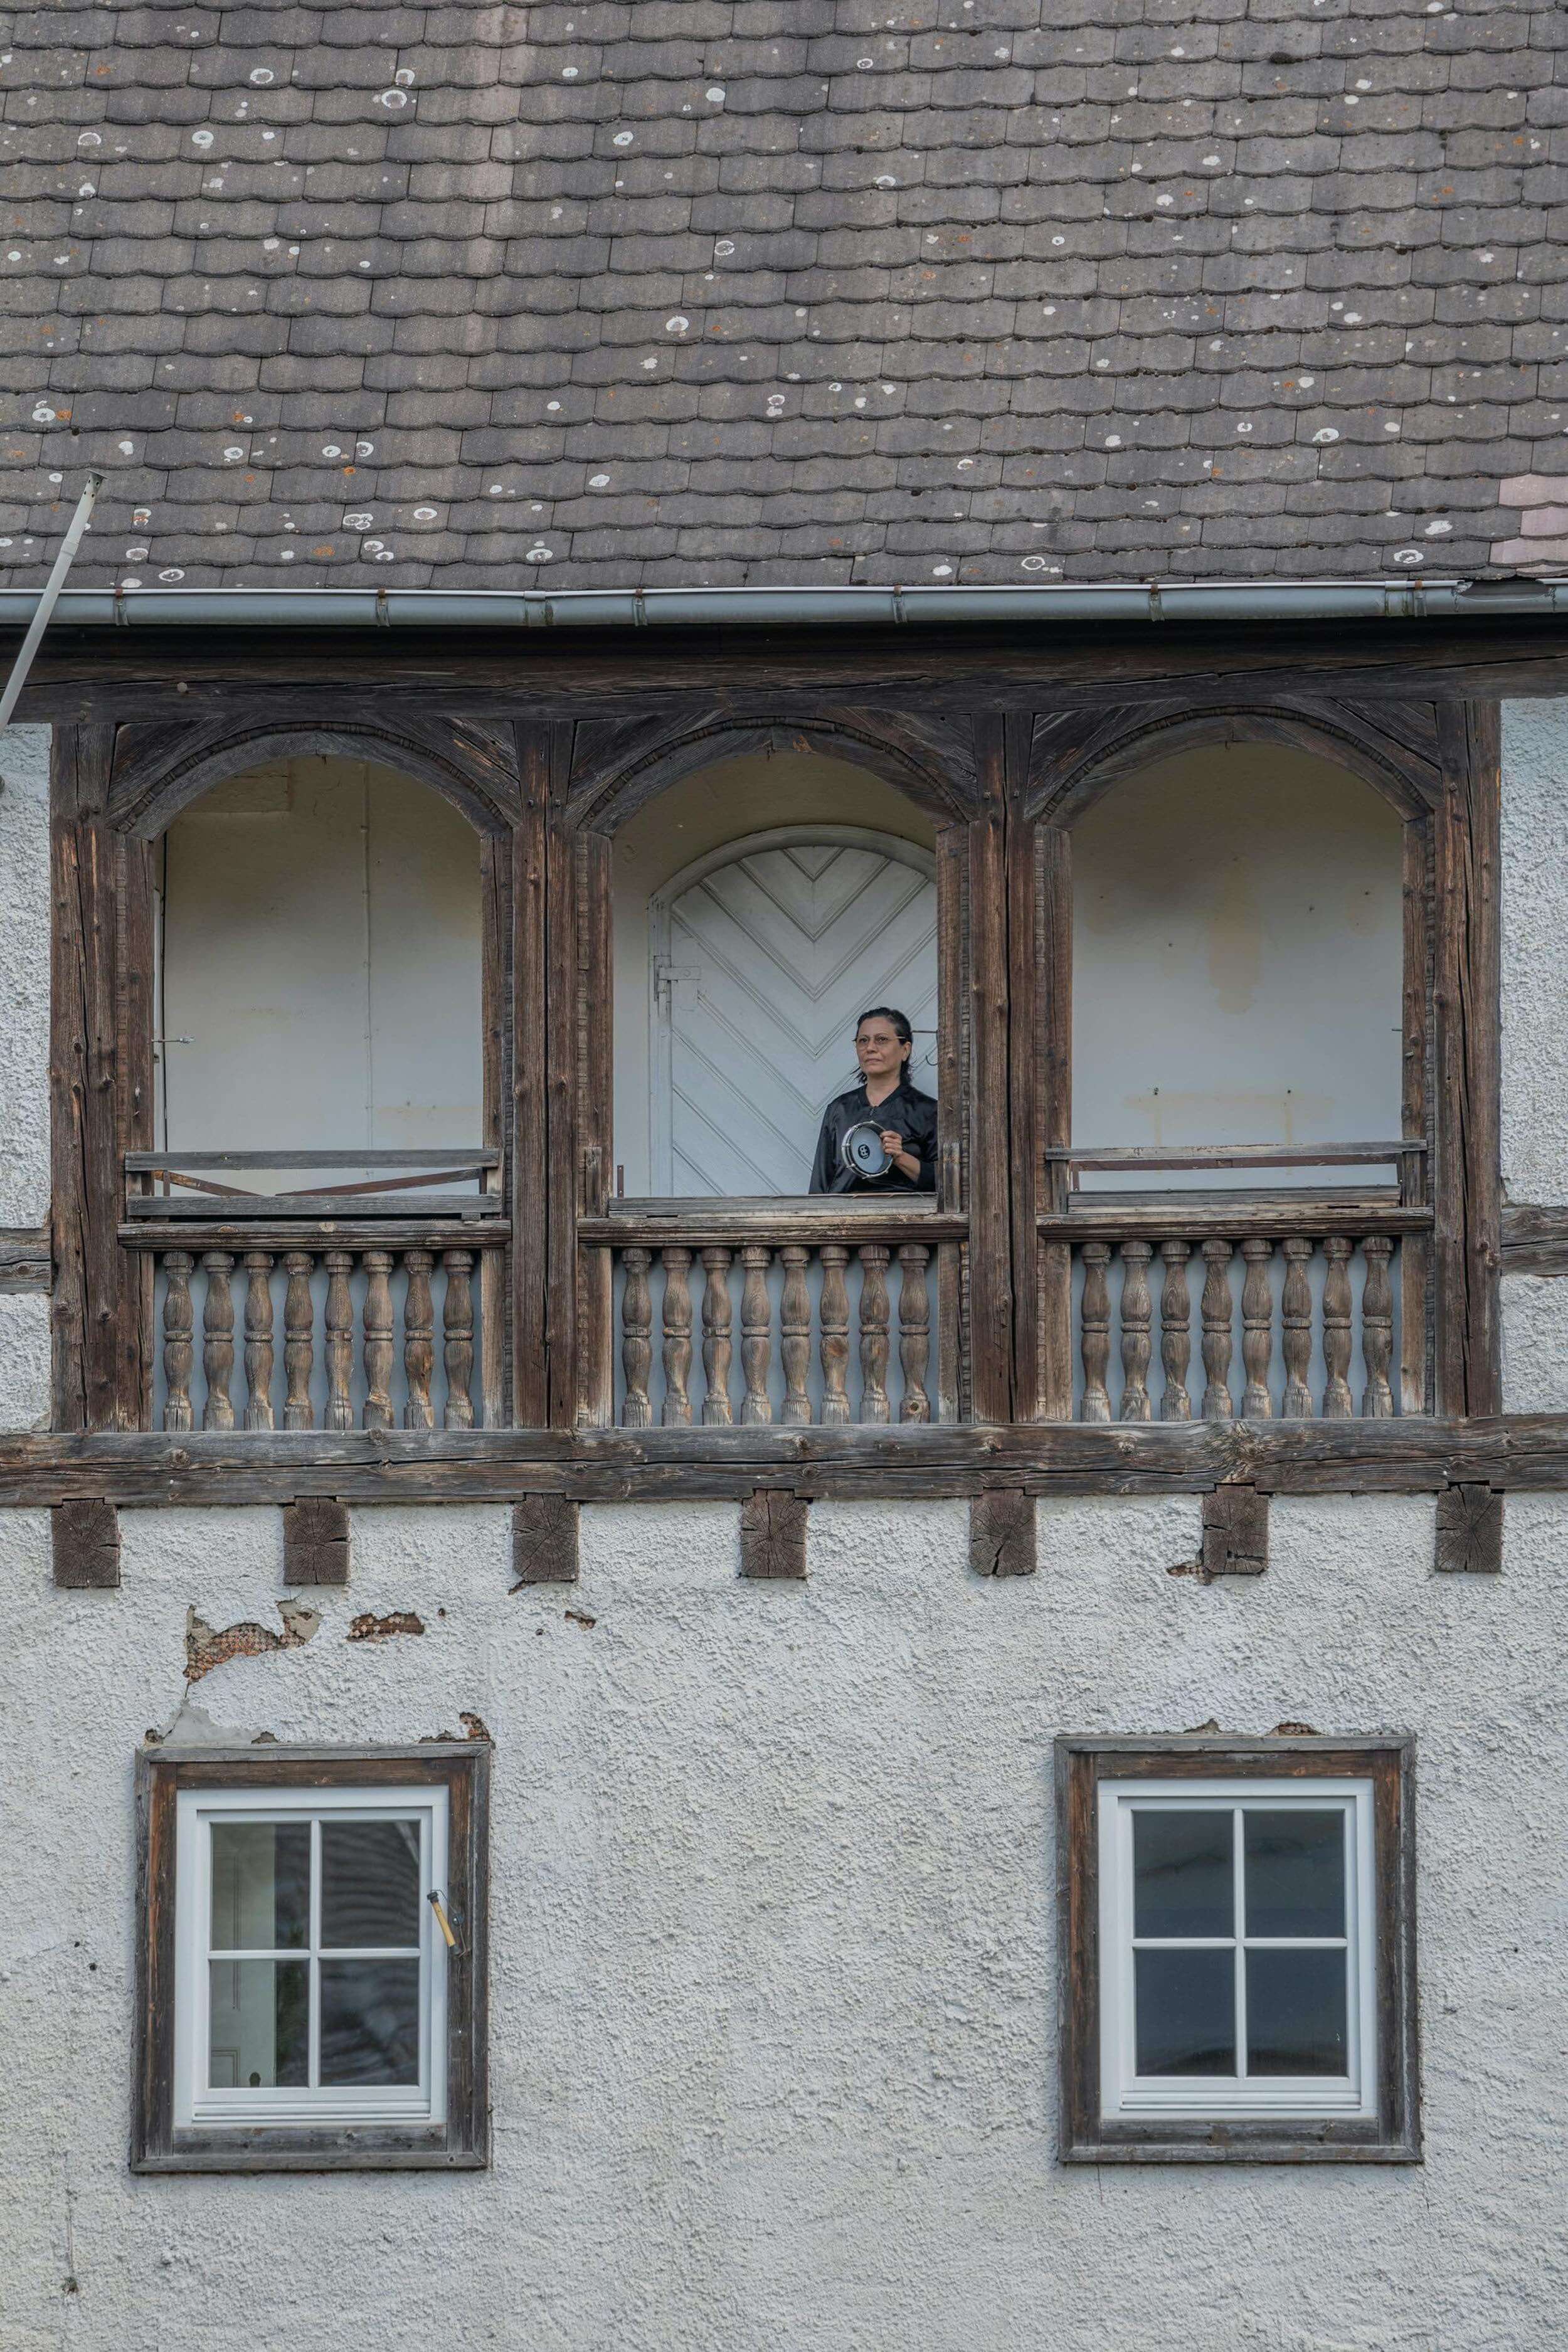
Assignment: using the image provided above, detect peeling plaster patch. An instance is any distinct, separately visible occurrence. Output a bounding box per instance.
[185,1599,319,1683]
[346,1609,425,1641]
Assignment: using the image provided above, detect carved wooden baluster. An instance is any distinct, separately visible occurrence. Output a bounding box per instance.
[780,1245,812,1424]
[1079,1241,1112,1422]
[322,1249,355,1431]
[1119,1239,1153,1421]
[660,1246,693,1426]
[1158,1239,1192,1421]
[243,1250,275,1431]
[1360,1236,1395,1418]
[1200,1240,1234,1419]
[819,1244,850,1426]
[283,1249,315,1430]
[898,1242,931,1423]
[162,1249,194,1433]
[858,1243,891,1423]
[403,1248,435,1431]
[1321,1236,1354,1419]
[740,1242,773,1423]
[442,1247,475,1428]
[700,1246,733,1426]
[621,1246,654,1427]
[1240,1237,1274,1417]
[201,1249,236,1431]
[362,1249,395,1430]
[1281,1236,1314,1418]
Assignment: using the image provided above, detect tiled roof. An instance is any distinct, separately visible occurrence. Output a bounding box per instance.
[3,1,1568,591]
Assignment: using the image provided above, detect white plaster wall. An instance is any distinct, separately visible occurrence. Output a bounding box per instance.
[158,756,482,1163]
[0,1292,51,1430]
[0,722,51,1226]
[1502,702,1568,1205]
[612,755,936,1194]
[1073,746,1404,1189]
[3,1492,1564,2350]
[1501,1274,1568,1412]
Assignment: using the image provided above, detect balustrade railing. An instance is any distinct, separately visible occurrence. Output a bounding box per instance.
[1039,1204,1431,1421]
[583,1203,963,1428]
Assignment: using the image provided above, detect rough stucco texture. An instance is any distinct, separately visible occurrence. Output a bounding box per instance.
[0,722,49,1227]
[1502,1274,1568,1414]
[1502,701,1568,1207]
[0,1293,51,1431]
[3,1493,1566,2351]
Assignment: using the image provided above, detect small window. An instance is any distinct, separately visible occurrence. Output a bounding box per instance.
[134,1745,487,2171]
[1057,1737,1417,2164]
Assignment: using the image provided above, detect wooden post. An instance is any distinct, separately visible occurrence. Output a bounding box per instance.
[1202,1484,1269,1577]
[511,729,551,1426]
[1433,702,1502,1417]
[780,1244,813,1424]
[242,1251,275,1431]
[283,1496,351,1587]
[620,1246,654,1426]
[50,726,153,1429]
[1435,1480,1503,1574]
[660,1246,694,1425]
[967,718,1022,1422]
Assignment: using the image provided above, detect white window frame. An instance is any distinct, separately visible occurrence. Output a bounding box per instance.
[1097,1776,1377,2124]
[173,1783,449,2132]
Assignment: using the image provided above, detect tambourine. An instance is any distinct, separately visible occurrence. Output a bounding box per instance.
[840,1121,891,1180]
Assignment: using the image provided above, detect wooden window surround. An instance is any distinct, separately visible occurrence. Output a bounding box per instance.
[1057,1735,1419,2165]
[49,697,1500,1444]
[134,1742,489,2173]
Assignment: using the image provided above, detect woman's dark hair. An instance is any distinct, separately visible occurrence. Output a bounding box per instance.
[856,1006,913,1048]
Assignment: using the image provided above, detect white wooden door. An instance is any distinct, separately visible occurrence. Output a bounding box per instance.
[652,826,938,1196]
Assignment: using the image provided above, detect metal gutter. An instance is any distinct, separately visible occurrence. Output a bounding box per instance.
[0,578,1564,630]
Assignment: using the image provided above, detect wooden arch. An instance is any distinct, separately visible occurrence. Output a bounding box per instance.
[106,716,522,838]
[1027,699,1442,829]
[564,709,977,834]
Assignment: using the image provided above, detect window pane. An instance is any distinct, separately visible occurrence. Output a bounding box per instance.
[209,1822,310,1952]
[1246,1947,1349,2075]
[208,1958,308,2089]
[1244,1809,1345,1939]
[319,1959,421,2086]
[1132,1808,1234,1939]
[1134,1948,1236,2075]
[320,1819,421,1950]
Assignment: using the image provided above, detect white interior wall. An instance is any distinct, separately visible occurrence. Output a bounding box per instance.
[612,754,937,1195]
[1072,746,1404,1188]
[157,756,482,1163]
[3,1492,1565,2349]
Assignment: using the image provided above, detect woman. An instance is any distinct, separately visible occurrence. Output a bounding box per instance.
[809,1006,938,1194]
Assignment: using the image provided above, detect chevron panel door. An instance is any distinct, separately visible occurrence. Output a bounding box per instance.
[655,830,939,1196]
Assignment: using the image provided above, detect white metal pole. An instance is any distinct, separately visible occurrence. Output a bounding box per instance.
[0,471,103,740]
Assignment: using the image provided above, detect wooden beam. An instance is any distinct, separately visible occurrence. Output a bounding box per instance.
[1502,1204,1568,1275]
[967,719,1015,1422]
[970,1486,1037,1577]
[1202,1483,1269,1577]
[510,726,551,1427]
[739,1488,808,1579]
[2,1415,1568,1504]
[0,1226,51,1293]
[282,1496,350,1586]
[510,1494,579,1584]
[1434,1480,1503,1574]
[52,1496,120,1587]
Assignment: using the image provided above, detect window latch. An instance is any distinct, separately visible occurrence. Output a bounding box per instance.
[427,1890,460,1952]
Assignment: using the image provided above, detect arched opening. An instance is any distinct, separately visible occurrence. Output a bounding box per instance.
[1070,744,1404,1190]
[138,753,499,1431]
[612,751,940,1200]
[156,755,483,1167]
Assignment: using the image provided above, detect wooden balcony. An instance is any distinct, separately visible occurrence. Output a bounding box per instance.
[121,1152,505,1430]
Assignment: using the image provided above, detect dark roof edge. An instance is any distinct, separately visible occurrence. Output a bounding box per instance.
[0,579,1564,630]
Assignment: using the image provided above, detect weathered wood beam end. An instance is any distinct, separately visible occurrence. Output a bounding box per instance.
[282,1496,351,1586]
[511,1494,579,1585]
[1202,1483,1269,1577]
[739,1489,808,1580]
[53,1497,120,1588]
[1434,1480,1503,1574]
[970,1486,1037,1577]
